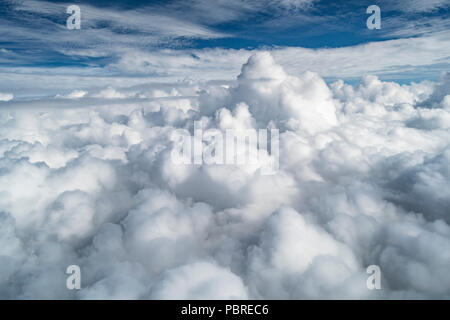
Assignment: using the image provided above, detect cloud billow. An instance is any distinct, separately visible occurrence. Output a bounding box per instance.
[0,53,449,299]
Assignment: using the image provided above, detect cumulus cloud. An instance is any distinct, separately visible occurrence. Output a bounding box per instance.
[0,92,13,101]
[150,262,248,300]
[0,52,449,299]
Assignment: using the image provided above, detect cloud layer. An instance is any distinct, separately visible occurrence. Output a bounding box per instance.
[2,29,450,101]
[0,53,450,299]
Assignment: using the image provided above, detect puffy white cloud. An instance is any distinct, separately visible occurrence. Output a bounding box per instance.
[0,92,13,101]
[92,87,128,99]
[233,52,338,134]
[0,53,449,299]
[150,262,248,299]
[63,90,87,99]
[247,206,361,299]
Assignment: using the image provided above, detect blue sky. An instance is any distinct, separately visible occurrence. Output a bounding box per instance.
[0,0,449,96]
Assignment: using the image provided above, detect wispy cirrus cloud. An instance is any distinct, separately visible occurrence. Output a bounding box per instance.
[380,0,450,13]
[1,0,228,58]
